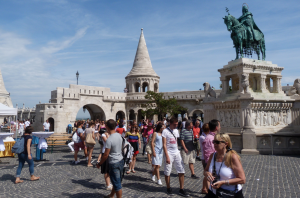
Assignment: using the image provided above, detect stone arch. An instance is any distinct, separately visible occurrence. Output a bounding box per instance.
[189,109,204,122]
[75,103,106,122]
[134,82,140,92]
[137,109,145,122]
[116,111,125,121]
[142,82,149,92]
[48,117,54,131]
[129,109,135,121]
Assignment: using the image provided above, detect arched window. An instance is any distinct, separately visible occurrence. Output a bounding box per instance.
[134,82,140,92]
[142,82,149,92]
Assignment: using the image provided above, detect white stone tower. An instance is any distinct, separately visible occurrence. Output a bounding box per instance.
[125,28,160,93]
[0,69,13,108]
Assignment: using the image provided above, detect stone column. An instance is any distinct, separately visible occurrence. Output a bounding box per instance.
[240,99,259,155]
[272,77,278,93]
[260,74,266,92]
[134,113,138,122]
[220,79,228,95]
[131,83,135,93]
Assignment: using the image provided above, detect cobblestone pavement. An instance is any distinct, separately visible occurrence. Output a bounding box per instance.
[0,144,300,198]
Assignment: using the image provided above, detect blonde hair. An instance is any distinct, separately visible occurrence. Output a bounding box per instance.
[214,133,241,169]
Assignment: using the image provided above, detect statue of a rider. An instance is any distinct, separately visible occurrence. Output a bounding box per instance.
[238,5,263,42]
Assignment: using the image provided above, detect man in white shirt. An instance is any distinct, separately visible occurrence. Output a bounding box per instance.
[43,120,50,132]
[25,119,30,127]
[162,117,189,197]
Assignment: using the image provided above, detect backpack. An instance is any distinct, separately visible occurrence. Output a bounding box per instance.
[72,130,81,143]
[121,137,134,180]
[11,137,25,154]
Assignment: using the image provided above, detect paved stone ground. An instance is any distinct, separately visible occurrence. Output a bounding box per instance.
[0,143,300,198]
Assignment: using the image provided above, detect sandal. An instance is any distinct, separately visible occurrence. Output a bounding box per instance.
[131,169,136,173]
[126,170,131,174]
[87,165,93,167]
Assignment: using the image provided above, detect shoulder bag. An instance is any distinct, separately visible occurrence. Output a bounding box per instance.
[85,129,96,145]
[145,132,156,154]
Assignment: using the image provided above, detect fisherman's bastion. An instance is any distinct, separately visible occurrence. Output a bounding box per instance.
[0,27,299,156]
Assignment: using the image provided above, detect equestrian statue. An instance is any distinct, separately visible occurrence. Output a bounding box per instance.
[223,4,266,60]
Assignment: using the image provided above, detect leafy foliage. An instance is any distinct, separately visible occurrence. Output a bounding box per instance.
[141,91,187,120]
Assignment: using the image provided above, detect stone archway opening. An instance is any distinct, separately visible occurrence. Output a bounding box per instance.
[142,82,149,92]
[116,111,125,122]
[76,104,106,122]
[129,110,135,121]
[137,109,145,122]
[191,110,204,123]
[48,117,54,131]
[134,82,140,92]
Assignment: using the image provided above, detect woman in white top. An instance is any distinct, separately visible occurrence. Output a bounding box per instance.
[19,121,25,135]
[203,133,245,198]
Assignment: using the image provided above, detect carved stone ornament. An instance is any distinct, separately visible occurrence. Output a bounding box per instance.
[203,82,216,98]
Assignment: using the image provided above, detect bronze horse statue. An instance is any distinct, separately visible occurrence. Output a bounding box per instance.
[223,14,266,60]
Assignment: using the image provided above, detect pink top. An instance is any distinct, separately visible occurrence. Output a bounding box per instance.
[202,132,216,163]
[145,129,153,142]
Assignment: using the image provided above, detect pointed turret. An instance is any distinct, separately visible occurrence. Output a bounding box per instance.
[125,29,160,93]
[126,28,158,77]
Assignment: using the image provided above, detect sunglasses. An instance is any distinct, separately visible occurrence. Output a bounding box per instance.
[213,140,226,144]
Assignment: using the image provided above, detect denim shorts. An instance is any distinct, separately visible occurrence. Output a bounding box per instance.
[109,159,124,192]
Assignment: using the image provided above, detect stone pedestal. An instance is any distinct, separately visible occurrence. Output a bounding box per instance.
[241,128,259,155]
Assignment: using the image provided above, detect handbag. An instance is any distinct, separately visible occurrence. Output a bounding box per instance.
[85,129,96,145]
[145,132,156,154]
[212,153,237,198]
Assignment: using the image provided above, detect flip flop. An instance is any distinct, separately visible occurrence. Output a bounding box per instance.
[126,170,131,174]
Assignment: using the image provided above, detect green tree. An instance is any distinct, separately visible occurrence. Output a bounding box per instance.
[141,91,187,120]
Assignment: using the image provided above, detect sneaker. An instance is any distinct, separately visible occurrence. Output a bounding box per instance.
[179,189,189,197]
[74,161,80,165]
[152,175,156,182]
[167,188,174,196]
[191,174,199,179]
[157,179,162,185]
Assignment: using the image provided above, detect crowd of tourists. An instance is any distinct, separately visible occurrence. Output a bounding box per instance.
[13,116,246,198]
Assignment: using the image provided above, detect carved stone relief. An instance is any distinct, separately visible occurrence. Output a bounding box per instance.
[217,110,240,127]
[251,109,291,126]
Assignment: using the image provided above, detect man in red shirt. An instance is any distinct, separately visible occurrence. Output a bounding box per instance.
[193,120,201,160]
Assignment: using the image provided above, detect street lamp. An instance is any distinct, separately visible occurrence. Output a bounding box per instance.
[76,71,79,85]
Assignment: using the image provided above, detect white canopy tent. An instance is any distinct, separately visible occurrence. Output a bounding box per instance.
[0,103,17,137]
[0,103,17,116]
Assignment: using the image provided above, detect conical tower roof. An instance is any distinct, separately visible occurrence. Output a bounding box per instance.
[126,29,158,78]
[0,69,9,95]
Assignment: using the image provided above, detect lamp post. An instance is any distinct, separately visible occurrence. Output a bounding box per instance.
[76,71,79,85]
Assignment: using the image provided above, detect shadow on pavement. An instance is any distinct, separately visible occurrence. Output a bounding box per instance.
[61,192,106,198]
[0,174,17,183]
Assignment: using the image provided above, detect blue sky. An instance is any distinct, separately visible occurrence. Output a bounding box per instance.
[0,0,299,118]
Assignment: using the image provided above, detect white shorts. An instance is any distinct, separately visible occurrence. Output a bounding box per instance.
[164,152,185,176]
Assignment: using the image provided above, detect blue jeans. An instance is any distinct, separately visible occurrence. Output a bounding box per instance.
[44,129,49,132]
[67,127,72,134]
[142,137,147,155]
[109,159,124,192]
[16,153,34,177]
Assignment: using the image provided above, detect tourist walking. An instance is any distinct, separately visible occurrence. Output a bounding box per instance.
[125,124,141,174]
[73,121,87,164]
[98,119,124,198]
[203,120,221,164]
[193,120,201,160]
[144,122,154,163]
[97,129,112,190]
[24,119,30,127]
[85,122,96,167]
[115,123,126,137]
[162,117,189,197]
[15,126,40,184]
[151,122,164,185]
[204,133,245,197]
[180,120,198,179]
[43,120,50,132]
[200,123,210,194]
[18,121,24,135]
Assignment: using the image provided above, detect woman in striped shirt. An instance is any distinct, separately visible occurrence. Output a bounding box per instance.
[125,124,141,174]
